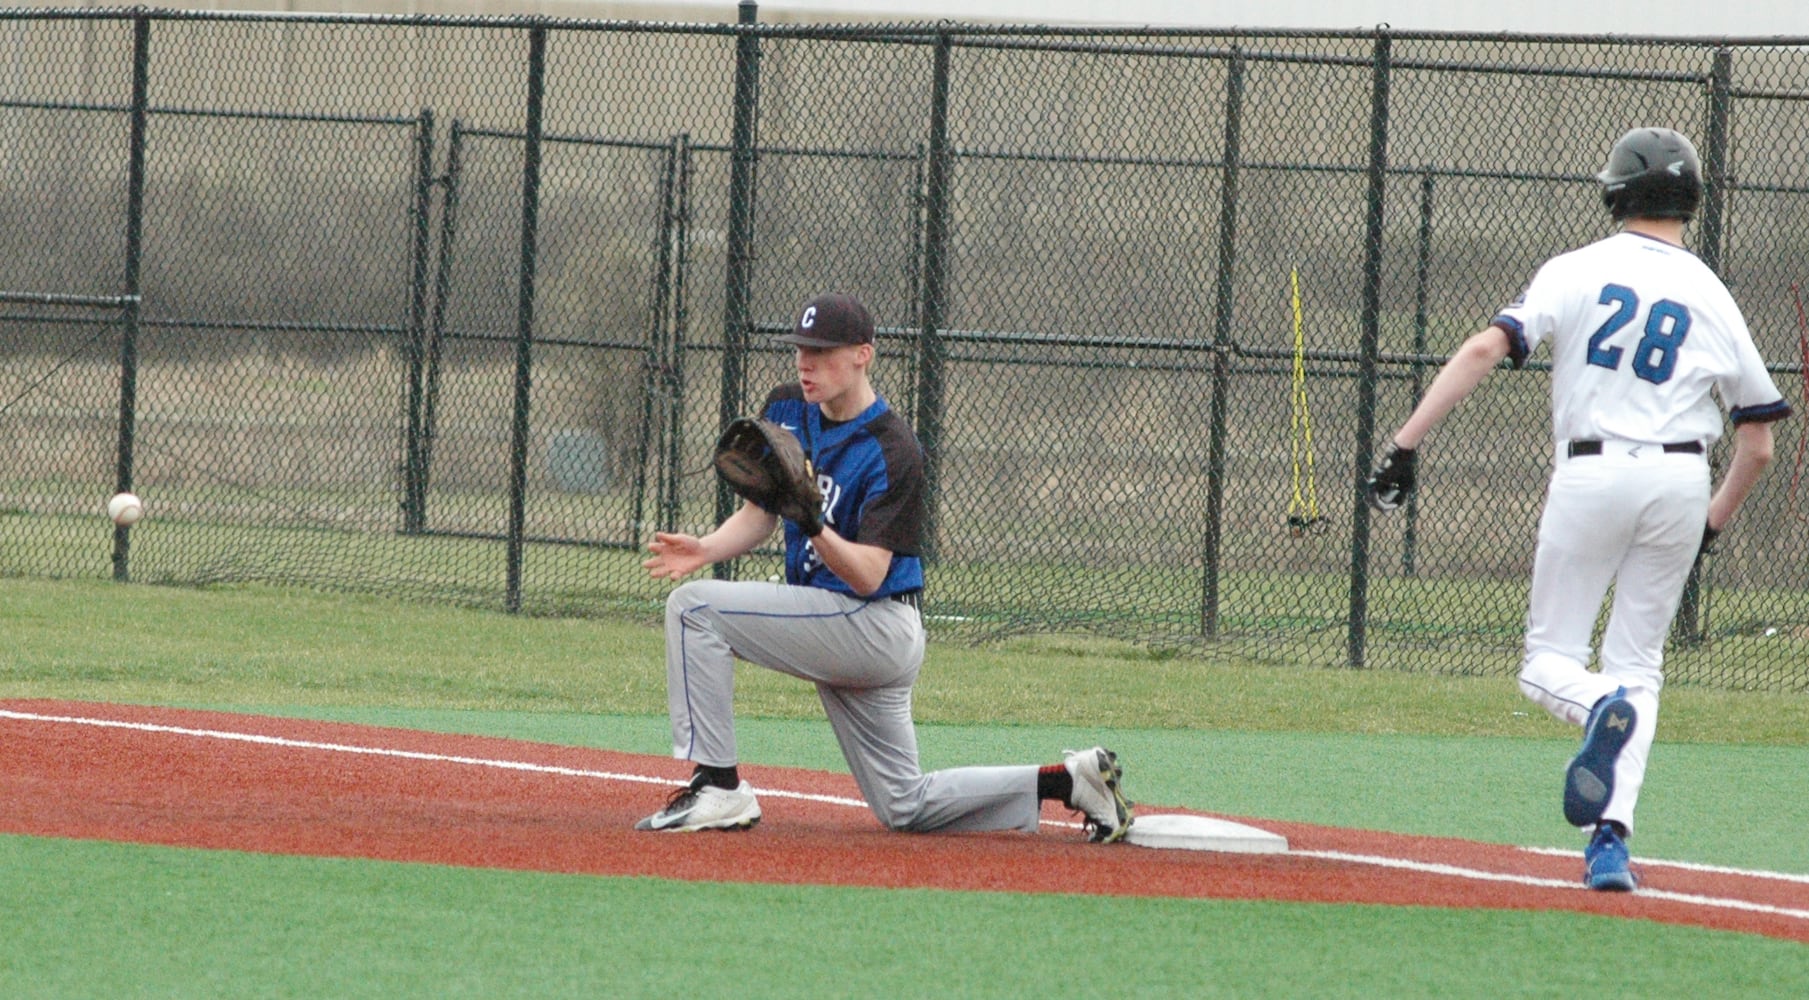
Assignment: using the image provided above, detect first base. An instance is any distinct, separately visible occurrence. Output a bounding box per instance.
[1123,813,1288,853]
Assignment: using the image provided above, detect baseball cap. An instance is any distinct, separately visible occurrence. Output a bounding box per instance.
[778,293,875,348]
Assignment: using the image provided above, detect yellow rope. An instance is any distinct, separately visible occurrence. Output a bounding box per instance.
[1288,267,1321,533]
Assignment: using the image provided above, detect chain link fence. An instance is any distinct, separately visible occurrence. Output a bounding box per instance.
[2,10,1806,691]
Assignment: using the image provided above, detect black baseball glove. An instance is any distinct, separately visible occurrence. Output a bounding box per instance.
[1364,441,1418,512]
[712,417,824,536]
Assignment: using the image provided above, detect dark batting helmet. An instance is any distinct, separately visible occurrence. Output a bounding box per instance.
[1597,127,1703,222]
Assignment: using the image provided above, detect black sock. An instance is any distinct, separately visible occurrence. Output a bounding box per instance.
[690,764,740,791]
[1036,763,1072,804]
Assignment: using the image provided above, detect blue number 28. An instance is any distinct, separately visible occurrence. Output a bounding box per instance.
[1586,283,1691,385]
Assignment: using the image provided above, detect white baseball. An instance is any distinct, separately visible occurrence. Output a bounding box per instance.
[107,492,143,526]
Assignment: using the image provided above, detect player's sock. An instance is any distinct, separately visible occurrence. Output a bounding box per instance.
[690,763,740,791]
[1036,763,1072,802]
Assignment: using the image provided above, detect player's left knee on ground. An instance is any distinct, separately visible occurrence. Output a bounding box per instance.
[865,791,924,833]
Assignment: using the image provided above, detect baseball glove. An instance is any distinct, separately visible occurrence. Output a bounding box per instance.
[712,417,824,536]
[1363,441,1418,512]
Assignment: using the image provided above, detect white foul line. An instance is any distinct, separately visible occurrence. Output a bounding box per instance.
[1294,850,1809,922]
[1517,845,1809,885]
[0,708,873,810]
[3,707,1802,922]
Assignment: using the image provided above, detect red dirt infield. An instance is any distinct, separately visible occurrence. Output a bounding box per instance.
[2,699,1804,942]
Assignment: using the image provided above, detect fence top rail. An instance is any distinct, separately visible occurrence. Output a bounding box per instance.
[458,127,920,164]
[6,9,1809,49]
[0,291,138,309]
[0,97,421,127]
[942,38,1711,88]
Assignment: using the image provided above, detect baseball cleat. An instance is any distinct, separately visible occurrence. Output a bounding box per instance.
[1563,688,1637,828]
[635,780,762,832]
[1583,824,1638,892]
[1063,746,1133,844]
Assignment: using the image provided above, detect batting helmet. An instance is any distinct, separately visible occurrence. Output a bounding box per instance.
[1597,127,1703,222]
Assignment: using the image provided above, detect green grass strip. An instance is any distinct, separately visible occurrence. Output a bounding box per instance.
[5,835,1805,1000]
[3,578,1803,743]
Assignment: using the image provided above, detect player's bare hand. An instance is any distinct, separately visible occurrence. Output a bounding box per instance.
[644,531,708,581]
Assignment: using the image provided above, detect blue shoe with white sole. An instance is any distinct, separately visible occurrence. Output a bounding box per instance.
[1584,824,1638,892]
[1564,688,1636,828]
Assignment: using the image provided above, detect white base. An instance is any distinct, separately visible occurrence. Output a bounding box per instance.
[1122,813,1288,853]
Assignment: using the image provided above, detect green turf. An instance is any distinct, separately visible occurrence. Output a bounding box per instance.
[3,576,1806,996]
[3,835,1804,1000]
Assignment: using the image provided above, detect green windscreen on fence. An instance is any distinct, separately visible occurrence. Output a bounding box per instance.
[0,11,1804,691]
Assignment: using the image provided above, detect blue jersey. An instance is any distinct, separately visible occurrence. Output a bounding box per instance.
[759,385,926,599]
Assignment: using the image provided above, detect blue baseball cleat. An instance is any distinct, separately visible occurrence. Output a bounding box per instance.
[1564,687,1637,828]
[1584,823,1638,892]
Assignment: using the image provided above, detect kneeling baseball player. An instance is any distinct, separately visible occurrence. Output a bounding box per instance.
[637,292,1133,842]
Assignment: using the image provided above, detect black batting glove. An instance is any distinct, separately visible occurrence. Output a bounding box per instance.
[1698,522,1720,559]
[1364,441,1418,512]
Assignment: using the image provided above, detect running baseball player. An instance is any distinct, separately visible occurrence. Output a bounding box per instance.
[1364,127,1792,891]
[637,292,1133,841]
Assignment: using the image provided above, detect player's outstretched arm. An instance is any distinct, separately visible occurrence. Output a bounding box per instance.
[1391,325,1513,449]
[644,502,778,581]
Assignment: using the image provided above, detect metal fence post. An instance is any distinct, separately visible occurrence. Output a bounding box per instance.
[717,1,761,568]
[1201,48,1245,638]
[1404,169,1435,577]
[1675,46,1735,644]
[905,141,926,420]
[112,12,151,584]
[419,118,465,530]
[664,133,693,533]
[402,107,435,535]
[633,135,681,541]
[914,29,953,563]
[1346,31,1393,668]
[505,24,548,614]
[1698,48,1733,277]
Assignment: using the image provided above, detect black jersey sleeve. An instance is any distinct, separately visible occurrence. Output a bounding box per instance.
[855,410,927,556]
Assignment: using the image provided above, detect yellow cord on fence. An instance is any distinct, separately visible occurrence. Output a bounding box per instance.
[1288,267,1323,536]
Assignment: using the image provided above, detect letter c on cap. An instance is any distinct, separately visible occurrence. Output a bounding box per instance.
[801,306,817,328]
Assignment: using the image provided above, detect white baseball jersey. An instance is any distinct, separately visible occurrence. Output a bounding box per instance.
[1493,231,1790,445]
[1493,229,1790,838]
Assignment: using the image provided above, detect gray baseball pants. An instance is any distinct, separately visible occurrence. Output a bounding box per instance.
[665,578,1041,833]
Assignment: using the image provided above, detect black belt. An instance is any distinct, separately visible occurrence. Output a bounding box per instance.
[888,591,921,609]
[1567,440,1702,458]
